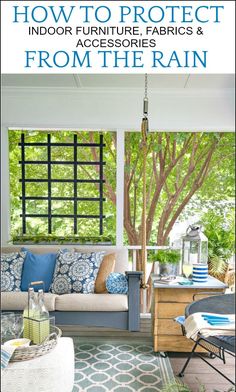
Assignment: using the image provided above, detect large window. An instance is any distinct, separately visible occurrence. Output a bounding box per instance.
[9,130,116,244]
[9,130,234,247]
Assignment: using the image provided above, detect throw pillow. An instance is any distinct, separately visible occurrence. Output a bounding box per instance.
[50,250,105,294]
[20,248,58,292]
[1,252,26,292]
[95,253,116,293]
[106,273,128,294]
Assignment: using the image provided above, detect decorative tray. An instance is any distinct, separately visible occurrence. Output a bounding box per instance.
[10,325,62,362]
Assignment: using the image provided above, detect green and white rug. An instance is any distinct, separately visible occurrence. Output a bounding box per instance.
[72,338,174,392]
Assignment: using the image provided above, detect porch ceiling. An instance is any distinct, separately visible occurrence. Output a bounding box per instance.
[2,74,235,91]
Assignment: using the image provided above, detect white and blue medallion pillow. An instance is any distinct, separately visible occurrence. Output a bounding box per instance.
[50,250,105,294]
[106,273,128,294]
[1,252,26,292]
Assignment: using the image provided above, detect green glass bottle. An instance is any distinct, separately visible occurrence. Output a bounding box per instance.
[34,289,50,344]
[23,287,36,340]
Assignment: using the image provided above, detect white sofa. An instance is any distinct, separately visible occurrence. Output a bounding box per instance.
[1,246,142,331]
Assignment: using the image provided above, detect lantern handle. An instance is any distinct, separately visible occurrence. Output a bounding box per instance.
[186,225,202,235]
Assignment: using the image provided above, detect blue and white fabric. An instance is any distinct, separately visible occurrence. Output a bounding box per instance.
[175,315,186,325]
[106,273,128,294]
[192,263,208,283]
[1,345,16,369]
[184,312,235,340]
[50,250,105,294]
[1,252,26,292]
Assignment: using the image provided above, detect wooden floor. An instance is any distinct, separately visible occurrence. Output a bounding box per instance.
[61,317,235,392]
[170,352,235,392]
[60,315,152,338]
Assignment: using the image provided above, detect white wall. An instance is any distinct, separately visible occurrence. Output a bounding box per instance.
[1,86,235,245]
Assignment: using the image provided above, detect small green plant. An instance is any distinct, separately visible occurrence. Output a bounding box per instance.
[162,378,235,392]
[154,249,181,265]
[162,378,205,392]
[214,389,235,392]
[11,234,114,245]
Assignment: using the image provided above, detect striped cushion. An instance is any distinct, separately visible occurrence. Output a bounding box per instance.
[1,345,15,369]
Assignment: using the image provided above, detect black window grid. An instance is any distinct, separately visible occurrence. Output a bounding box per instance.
[19,133,106,236]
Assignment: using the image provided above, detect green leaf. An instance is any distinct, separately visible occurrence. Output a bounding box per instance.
[152,144,162,152]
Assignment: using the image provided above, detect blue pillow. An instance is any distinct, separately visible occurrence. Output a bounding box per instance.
[50,250,105,294]
[106,273,128,294]
[20,249,57,292]
[1,252,26,292]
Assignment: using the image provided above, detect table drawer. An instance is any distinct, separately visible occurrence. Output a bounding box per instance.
[154,335,206,353]
[157,302,187,319]
[153,319,183,335]
[158,288,224,303]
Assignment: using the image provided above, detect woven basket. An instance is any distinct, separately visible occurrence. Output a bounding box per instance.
[10,325,62,362]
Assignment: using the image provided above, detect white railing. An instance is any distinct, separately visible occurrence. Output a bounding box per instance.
[127,245,169,313]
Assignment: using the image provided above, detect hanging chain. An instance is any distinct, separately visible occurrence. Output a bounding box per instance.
[144,73,148,100]
[141,73,149,292]
[143,73,148,119]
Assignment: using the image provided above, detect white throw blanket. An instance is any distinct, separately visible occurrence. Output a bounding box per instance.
[184,313,235,340]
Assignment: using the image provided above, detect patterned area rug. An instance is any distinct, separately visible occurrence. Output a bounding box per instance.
[72,338,174,392]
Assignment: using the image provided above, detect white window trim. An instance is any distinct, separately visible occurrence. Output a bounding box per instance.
[1,126,11,246]
[116,129,125,247]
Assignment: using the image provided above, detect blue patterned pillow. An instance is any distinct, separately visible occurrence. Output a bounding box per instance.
[1,252,26,292]
[106,273,128,294]
[50,250,105,294]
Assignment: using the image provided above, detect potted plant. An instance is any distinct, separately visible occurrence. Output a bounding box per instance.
[149,249,181,276]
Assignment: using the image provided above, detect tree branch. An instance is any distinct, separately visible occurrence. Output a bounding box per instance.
[162,139,219,243]
[145,134,194,243]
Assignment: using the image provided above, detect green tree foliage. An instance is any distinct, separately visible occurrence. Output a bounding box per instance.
[9,131,235,249]
[199,208,235,275]
[9,130,116,243]
[123,132,235,246]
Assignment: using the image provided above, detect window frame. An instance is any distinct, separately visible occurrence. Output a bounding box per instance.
[5,128,124,246]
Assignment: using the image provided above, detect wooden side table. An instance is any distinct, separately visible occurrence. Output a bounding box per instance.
[151,275,227,353]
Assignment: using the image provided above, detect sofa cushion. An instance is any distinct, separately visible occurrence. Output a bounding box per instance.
[95,253,116,293]
[21,248,57,292]
[50,250,105,294]
[55,294,128,311]
[1,252,26,292]
[1,292,58,311]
